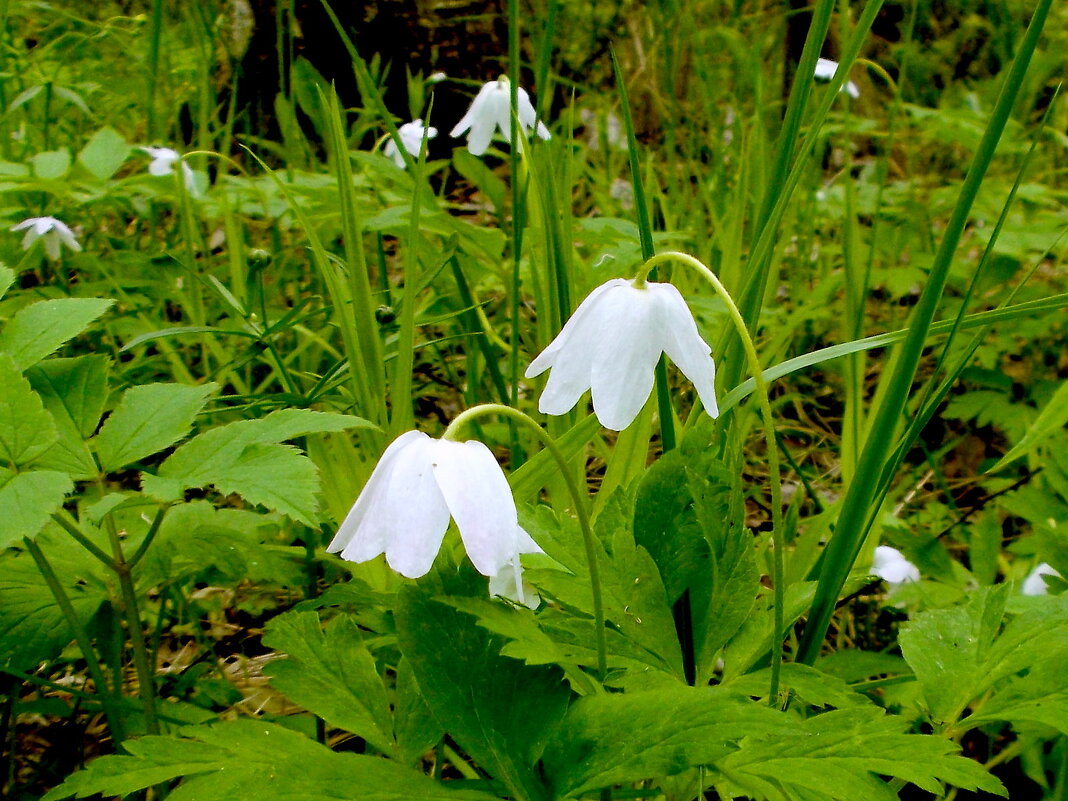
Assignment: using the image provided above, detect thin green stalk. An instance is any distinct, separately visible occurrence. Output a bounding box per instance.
[24,537,125,742]
[508,0,523,414]
[796,0,1054,666]
[127,506,168,568]
[145,0,164,141]
[102,515,159,734]
[638,251,785,701]
[444,404,607,681]
[51,511,114,568]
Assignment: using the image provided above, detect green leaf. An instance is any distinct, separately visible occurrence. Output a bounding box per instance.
[0,298,113,370]
[0,524,109,672]
[44,720,501,801]
[262,610,396,755]
[93,382,218,472]
[76,126,130,180]
[31,148,71,180]
[0,353,58,468]
[396,569,568,801]
[900,588,1068,728]
[142,408,371,522]
[0,264,14,299]
[966,657,1068,735]
[542,686,785,797]
[993,379,1068,469]
[718,707,1006,800]
[26,355,109,478]
[0,469,73,547]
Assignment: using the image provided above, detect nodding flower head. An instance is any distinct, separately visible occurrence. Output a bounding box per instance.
[450,76,551,156]
[384,119,437,168]
[11,216,81,260]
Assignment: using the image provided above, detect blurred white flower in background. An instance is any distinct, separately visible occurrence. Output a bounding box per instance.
[141,146,197,194]
[814,57,860,99]
[450,76,550,156]
[526,278,719,431]
[326,430,541,601]
[1022,562,1062,595]
[384,119,437,168]
[871,545,920,589]
[11,216,81,260]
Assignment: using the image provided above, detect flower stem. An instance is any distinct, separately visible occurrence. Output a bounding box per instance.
[445,404,608,681]
[636,251,786,703]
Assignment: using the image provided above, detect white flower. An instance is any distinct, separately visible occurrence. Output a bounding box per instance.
[10,216,81,260]
[525,278,719,431]
[489,557,541,609]
[814,58,860,99]
[427,71,447,84]
[1022,562,1062,596]
[383,119,437,168]
[450,76,551,156]
[327,430,541,592]
[141,146,197,193]
[871,546,920,588]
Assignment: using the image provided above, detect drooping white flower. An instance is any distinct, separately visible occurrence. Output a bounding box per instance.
[814,57,860,99]
[525,278,719,431]
[141,146,197,193]
[450,76,550,156]
[327,430,541,593]
[1022,562,1062,596]
[871,545,920,588]
[10,216,81,260]
[383,119,438,168]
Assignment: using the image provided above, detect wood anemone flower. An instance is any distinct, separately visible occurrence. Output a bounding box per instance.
[11,216,81,260]
[1022,562,1062,595]
[450,76,550,156]
[814,57,860,99]
[383,119,437,168]
[327,431,540,595]
[525,278,719,431]
[871,546,921,588]
[141,146,197,194]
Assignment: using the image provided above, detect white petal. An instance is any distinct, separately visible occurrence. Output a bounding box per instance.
[20,229,36,250]
[872,546,920,585]
[431,438,518,577]
[516,88,550,141]
[844,80,860,99]
[526,279,629,377]
[34,217,55,235]
[814,58,839,81]
[43,231,61,261]
[383,138,405,168]
[450,81,496,138]
[54,223,81,253]
[1022,562,1061,596]
[329,430,426,554]
[649,282,718,418]
[589,283,663,430]
[10,218,36,232]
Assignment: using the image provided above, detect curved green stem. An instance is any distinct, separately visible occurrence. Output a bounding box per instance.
[636,251,786,702]
[444,403,608,681]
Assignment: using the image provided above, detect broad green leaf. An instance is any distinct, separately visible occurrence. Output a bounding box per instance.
[76,126,130,180]
[93,382,218,472]
[542,686,786,797]
[965,657,1068,735]
[31,148,71,179]
[993,379,1068,468]
[0,353,58,468]
[0,523,109,672]
[0,469,73,547]
[262,610,396,755]
[718,707,1006,800]
[142,409,371,522]
[0,298,113,370]
[525,495,683,679]
[396,569,568,801]
[394,657,443,766]
[0,264,13,299]
[26,355,109,478]
[43,720,500,801]
[900,588,1068,728]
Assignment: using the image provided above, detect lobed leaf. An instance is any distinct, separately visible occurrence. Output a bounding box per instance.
[0,298,113,371]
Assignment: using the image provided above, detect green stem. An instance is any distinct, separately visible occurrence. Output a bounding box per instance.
[444,404,608,681]
[51,511,115,568]
[128,506,168,568]
[637,251,785,702]
[102,516,159,734]
[23,537,126,741]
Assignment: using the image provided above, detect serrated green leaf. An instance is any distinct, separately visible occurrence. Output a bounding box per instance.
[44,720,501,801]
[262,610,396,755]
[396,569,568,801]
[0,264,13,299]
[0,353,58,468]
[210,442,320,523]
[0,524,109,672]
[0,298,113,370]
[718,707,1006,800]
[966,657,1068,735]
[76,126,130,180]
[0,469,73,547]
[93,382,217,472]
[26,355,109,478]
